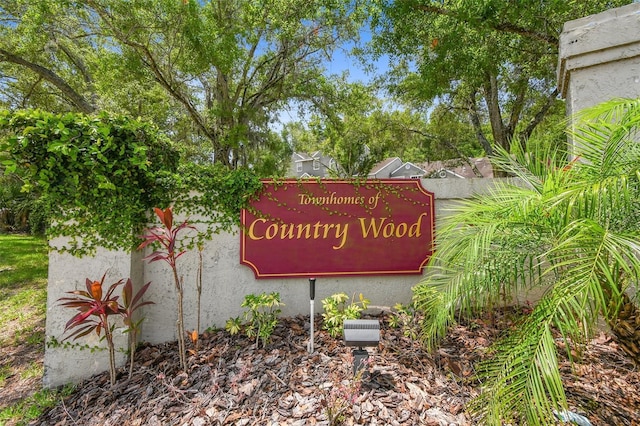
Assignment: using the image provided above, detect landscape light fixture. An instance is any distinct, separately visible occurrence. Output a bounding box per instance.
[307,277,316,353]
[343,319,380,376]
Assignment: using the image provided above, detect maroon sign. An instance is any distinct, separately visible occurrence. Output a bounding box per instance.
[240,179,435,278]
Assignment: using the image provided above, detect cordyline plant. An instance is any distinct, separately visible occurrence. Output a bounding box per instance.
[58,274,153,385]
[121,279,154,378]
[138,206,195,372]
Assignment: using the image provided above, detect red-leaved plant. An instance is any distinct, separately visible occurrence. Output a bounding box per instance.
[58,274,153,385]
[59,274,122,386]
[121,279,154,378]
[138,206,195,372]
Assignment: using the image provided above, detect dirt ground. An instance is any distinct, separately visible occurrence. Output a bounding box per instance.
[0,316,46,412]
[9,308,638,426]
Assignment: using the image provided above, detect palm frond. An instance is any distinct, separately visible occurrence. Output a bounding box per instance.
[546,219,640,322]
[471,304,566,425]
[490,137,568,192]
[570,98,640,176]
[416,186,552,348]
[416,97,640,424]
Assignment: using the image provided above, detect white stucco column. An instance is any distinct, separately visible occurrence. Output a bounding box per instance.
[558,3,640,117]
[43,240,143,388]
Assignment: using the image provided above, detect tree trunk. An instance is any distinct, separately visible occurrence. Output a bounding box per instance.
[104,325,117,386]
[466,92,493,156]
[172,267,187,372]
[128,330,137,379]
[483,73,508,151]
[177,287,187,372]
[607,292,640,365]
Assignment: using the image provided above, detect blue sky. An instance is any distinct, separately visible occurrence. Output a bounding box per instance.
[276,31,391,127]
[323,29,389,83]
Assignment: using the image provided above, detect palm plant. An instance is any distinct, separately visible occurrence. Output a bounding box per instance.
[414,98,640,425]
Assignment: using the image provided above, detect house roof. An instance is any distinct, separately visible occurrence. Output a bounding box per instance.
[293,152,317,162]
[293,152,310,162]
[390,161,426,176]
[368,157,401,176]
[293,151,326,162]
[421,158,493,178]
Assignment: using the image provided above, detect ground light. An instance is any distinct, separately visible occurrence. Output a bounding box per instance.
[307,277,316,353]
[343,319,380,375]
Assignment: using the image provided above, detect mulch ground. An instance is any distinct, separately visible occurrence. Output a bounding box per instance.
[30,308,640,425]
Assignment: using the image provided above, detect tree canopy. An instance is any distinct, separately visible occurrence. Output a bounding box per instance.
[0,0,367,172]
[367,0,631,157]
[3,0,620,172]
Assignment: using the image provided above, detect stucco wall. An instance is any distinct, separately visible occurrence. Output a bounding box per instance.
[44,244,132,387]
[558,3,640,116]
[43,178,499,387]
[43,3,640,389]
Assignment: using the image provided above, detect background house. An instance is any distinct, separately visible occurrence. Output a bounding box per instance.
[287,151,336,178]
[421,158,493,179]
[367,157,426,179]
[288,153,493,180]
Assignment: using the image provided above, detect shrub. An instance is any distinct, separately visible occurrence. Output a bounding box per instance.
[138,206,194,372]
[226,292,284,348]
[388,302,420,340]
[321,292,370,338]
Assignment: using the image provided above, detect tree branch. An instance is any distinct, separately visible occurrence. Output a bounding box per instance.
[506,73,528,136]
[483,73,508,150]
[85,1,220,157]
[466,91,493,156]
[519,88,559,144]
[56,42,98,107]
[406,126,484,177]
[0,48,95,114]
[411,2,558,45]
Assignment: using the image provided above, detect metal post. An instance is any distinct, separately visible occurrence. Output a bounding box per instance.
[352,348,369,377]
[308,277,316,353]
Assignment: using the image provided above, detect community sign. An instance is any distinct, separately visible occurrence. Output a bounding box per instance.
[240,179,435,278]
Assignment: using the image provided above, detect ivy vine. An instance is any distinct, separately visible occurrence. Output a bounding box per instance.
[0,109,428,257]
[0,110,262,255]
[173,162,263,246]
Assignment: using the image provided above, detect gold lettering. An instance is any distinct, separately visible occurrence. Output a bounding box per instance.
[395,222,408,238]
[279,224,295,239]
[359,213,428,239]
[359,217,386,238]
[383,222,394,238]
[409,213,427,237]
[247,219,349,249]
[333,224,348,250]
[298,194,310,204]
[247,218,266,240]
[297,223,311,239]
[297,192,366,206]
[265,224,278,239]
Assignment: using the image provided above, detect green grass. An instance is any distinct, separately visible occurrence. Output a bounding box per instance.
[0,233,68,425]
[0,365,10,388]
[0,234,48,289]
[0,385,75,425]
[0,234,48,348]
[19,362,43,380]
